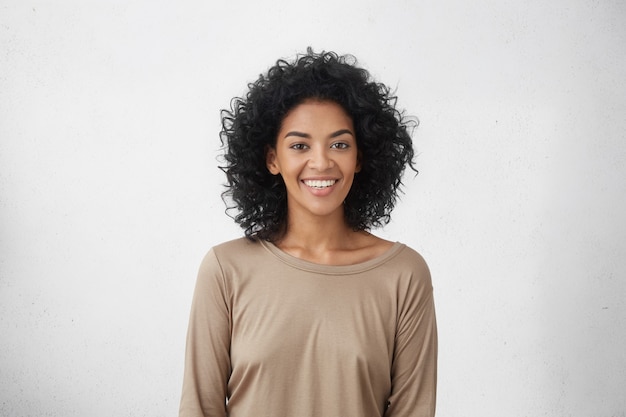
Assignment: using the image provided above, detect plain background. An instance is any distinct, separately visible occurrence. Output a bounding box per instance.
[1,0,625,416]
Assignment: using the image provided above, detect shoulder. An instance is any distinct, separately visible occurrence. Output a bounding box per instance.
[196,238,267,290]
[201,237,272,272]
[389,244,430,273]
[386,244,433,290]
[212,237,263,256]
[386,245,435,316]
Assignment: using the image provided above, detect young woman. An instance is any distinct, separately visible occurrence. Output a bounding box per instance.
[179,49,437,417]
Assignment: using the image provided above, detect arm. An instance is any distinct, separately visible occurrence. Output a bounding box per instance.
[179,249,231,417]
[385,259,438,417]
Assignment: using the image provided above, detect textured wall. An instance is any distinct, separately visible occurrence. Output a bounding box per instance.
[1,1,625,416]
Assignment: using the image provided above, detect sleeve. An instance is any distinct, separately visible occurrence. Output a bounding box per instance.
[179,249,231,417]
[385,254,438,417]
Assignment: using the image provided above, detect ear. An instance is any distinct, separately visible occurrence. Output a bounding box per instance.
[266,146,280,175]
[355,150,362,173]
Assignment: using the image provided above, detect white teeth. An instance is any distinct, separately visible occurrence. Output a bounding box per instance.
[304,179,337,188]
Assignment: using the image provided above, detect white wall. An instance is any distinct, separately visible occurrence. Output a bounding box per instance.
[1,1,625,416]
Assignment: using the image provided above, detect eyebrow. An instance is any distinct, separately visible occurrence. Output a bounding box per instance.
[283,129,354,139]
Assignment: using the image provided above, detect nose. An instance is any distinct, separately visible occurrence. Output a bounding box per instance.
[308,147,333,171]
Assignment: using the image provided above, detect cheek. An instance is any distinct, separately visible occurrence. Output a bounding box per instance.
[346,153,361,172]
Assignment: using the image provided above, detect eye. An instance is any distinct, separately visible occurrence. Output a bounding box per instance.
[330,142,350,150]
[290,143,308,151]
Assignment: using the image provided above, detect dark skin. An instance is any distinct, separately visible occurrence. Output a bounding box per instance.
[266,99,393,265]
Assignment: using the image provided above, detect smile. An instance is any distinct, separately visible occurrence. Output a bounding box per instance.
[303,179,338,189]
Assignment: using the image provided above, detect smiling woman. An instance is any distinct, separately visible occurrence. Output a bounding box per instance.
[179,49,437,417]
[219,49,417,242]
[266,100,360,225]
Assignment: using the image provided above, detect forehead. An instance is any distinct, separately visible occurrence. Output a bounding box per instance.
[280,100,353,131]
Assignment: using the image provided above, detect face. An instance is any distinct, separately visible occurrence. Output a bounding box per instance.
[266,100,361,222]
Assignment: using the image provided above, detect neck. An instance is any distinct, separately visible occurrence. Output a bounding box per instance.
[277,210,357,252]
[271,206,390,266]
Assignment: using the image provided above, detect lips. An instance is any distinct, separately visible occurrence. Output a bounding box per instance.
[302,179,338,189]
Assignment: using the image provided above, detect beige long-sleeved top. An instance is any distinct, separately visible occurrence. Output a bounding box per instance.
[179,238,437,417]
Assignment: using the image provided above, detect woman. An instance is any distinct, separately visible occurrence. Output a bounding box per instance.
[179,49,437,417]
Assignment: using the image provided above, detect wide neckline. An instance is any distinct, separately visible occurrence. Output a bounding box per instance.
[259,240,405,275]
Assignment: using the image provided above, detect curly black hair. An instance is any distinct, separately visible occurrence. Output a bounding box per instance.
[220,48,418,241]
